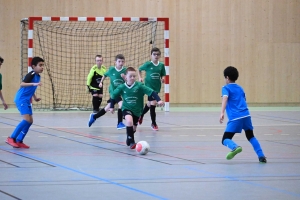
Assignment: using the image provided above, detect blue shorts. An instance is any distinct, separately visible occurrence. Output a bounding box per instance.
[16,102,33,115]
[225,117,253,133]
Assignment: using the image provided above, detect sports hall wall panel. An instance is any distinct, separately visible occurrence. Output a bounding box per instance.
[0,0,299,106]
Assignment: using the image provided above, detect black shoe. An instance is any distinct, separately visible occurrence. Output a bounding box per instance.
[259,156,267,163]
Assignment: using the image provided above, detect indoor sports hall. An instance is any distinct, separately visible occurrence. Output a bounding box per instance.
[0,0,299,200]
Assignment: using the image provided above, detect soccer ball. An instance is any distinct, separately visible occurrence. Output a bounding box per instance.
[136,141,150,155]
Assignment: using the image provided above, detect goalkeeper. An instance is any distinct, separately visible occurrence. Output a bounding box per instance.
[86,55,106,113]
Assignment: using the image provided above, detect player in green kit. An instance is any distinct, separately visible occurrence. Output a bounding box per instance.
[109,67,164,149]
[138,47,166,131]
[88,54,126,129]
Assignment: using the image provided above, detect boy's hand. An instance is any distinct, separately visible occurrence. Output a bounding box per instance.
[219,113,224,123]
[34,97,41,102]
[2,102,8,110]
[109,108,114,114]
[99,82,103,88]
[157,100,164,107]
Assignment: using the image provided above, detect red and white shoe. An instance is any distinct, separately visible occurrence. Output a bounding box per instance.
[151,124,159,131]
[16,142,30,149]
[5,137,19,148]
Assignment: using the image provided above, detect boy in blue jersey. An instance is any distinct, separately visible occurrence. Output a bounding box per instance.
[6,57,44,148]
[220,66,266,163]
[109,67,164,149]
[0,56,8,110]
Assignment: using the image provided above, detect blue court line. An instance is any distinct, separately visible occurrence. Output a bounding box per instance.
[0,147,168,200]
[185,166,300,198]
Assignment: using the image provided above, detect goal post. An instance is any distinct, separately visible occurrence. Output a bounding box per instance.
[20,17,170,111]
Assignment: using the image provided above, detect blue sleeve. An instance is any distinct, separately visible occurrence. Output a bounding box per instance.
[221,86,229,97]
[151,91,161,102]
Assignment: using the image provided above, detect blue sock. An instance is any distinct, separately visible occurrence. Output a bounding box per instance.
[223,139,238,150]
[10,120,31,139]
[16,122,32,142]
[249,137,265,158]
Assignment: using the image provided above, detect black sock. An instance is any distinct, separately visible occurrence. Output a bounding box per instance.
[117,109,123,124]
[150,105,156,125]
[98,98,102,109]
[94,108,106,119]
[126,126,134,145]
[141,105,150,118]
[92,96,99,110]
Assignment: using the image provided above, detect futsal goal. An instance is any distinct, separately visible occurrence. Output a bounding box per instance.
[20,17,170,111]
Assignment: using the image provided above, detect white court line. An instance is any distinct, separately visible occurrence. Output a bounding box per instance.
[179,135,189,136]
[197,135,206,136]
[145,136,154,137]
[214,135,223,136]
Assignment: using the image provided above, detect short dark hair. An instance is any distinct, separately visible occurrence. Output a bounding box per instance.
[31,57,44,66]
[125,67,136,74]
[224,66,239,81]
[115,54,125,61]
[151,47,161,55]
[0,56,3,63]
[95,55,102,59]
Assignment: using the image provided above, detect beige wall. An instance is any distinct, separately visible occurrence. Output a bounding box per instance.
[0,0,299,106]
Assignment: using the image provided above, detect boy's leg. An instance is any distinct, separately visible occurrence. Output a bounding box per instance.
[222,120,243,160]
[124,111,136,149]
[116,100,126,129]
[150,100,158,130]
[243,117,266,163]
[222,132,242,160]
[16,116,32,148]
[139,101,150,125]
[92,96,100,113]
[6,104,32,148]
[245,130,266,163]
[88,103,108,127]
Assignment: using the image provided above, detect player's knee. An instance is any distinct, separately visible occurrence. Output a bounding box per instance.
[222,132,234,145]
[245,130,254,141]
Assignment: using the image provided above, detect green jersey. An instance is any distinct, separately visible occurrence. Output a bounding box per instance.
[139,61,166,93]
[111,81,153,117]
[104,66,127,95]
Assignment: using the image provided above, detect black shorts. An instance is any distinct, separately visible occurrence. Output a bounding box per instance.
[90,88,103,95]
[107,96,122,104]
[147,91,158,101]
[122,109,139,126]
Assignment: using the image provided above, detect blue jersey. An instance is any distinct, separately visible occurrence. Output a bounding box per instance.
[14,71,40,105]
[221,83,250,121]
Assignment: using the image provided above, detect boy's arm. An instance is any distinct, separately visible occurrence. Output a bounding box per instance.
[220,96,228,123]
[0,91,8,110]
[20,82,41,87]
[86,68,94,87]
[99,75,106,88]
[151,91,164,106]
[138,70,143,82]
